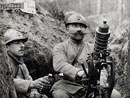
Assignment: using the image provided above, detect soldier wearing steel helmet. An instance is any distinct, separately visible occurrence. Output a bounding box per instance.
[50,12,121,98]
[4,29,51,98]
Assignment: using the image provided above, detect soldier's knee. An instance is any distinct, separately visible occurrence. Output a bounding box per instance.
[111,89,121,98]
[52,89,70,98]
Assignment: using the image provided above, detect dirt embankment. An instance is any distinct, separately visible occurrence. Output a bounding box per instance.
[0,9,67,78]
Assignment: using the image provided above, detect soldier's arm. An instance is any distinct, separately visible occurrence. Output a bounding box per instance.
[53,44,81,80]
[14,78,32,93]
[14,64,33,93]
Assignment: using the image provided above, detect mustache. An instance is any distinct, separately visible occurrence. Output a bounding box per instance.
[74,31,86,35]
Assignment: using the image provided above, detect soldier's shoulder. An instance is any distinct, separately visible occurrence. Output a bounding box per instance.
[53,40,69,51]
[54,40,68,47]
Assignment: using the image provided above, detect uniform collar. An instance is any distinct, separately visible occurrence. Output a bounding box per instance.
[8,52,24,64]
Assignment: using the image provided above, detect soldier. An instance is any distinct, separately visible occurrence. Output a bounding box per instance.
[4,29,51,98]
[51,12,121,98]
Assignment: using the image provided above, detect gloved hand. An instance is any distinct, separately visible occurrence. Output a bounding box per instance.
[75,70,88,84]
[77,70,84,77]
[29,77,51,90]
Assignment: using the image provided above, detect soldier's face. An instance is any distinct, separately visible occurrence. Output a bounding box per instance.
[67,23,87,41]
[7,40,25,57]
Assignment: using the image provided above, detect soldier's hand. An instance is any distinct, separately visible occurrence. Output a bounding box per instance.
[77,69,88,78]
[76,70,88,84]
[38,76,52,94]
[76,71,84,82]
[30,77,51,90]
[40,76,52,90]
[77,70,84,77]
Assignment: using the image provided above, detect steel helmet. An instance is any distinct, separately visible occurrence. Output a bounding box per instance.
[65,13,87,27]
[64,11,79,22]
[4,29,28,45]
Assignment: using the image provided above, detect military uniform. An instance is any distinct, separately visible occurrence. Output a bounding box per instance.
[4,29,51,98]
[8,52,36,98]
[50,11,121,98]
[51,38,121,98]
[51,39,103,97]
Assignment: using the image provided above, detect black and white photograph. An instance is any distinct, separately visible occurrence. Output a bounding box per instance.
[0,0,129,98]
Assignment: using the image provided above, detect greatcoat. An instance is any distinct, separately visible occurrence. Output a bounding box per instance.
[8,52,34,98]
[51,39,108,95]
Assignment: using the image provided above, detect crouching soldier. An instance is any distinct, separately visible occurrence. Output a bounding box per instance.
[4,29,51,98]
[51,12,121,98]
